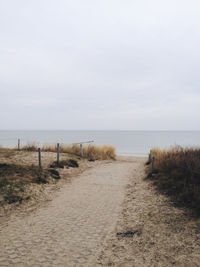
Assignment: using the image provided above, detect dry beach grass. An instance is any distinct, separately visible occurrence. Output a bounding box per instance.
[22,143,117,160]
[147,147,200,215]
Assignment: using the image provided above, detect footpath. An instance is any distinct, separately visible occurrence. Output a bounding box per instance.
[0,157,138,266]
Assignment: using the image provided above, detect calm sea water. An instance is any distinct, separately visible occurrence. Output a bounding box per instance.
[0,130,200,156]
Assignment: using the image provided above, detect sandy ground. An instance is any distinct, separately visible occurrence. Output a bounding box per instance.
[97,158,200,267]
[0,156,200,266]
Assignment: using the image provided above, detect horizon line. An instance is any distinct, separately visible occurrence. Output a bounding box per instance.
[0,129,200,132]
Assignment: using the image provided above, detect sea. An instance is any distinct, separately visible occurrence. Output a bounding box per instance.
[0,130,200,157]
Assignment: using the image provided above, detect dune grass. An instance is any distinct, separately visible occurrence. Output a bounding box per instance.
[22,143,116,160]
[22,142,38,151]
[146,147,200,215]
[82,144,116,160]
[0,163,50,204]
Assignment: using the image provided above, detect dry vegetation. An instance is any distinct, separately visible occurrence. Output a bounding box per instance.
[0,163,50,204]
[146,147,200,215]
[0,144,116,207]
[22,143,117,160]
[0,148,80,206]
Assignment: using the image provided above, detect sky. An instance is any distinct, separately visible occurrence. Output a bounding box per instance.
[0,0,200,130]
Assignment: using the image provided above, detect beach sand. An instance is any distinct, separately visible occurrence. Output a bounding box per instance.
[0,155,200,266]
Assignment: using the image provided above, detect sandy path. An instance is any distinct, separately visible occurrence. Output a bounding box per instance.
[0,157,140,266]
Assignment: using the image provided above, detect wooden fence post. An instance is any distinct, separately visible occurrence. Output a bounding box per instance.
[80,143,83,157]
[152,156,155,172]
[57,143,60,164]
[18,139,20,151]
[38,148,41,168]
[148,150,151,163]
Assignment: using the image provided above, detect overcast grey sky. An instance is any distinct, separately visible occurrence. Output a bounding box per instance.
[0,0,200,130]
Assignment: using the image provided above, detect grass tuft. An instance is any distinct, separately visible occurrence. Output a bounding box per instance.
[22,142,38,151]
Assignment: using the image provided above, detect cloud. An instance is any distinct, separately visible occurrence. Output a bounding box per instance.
[0,0,200,129]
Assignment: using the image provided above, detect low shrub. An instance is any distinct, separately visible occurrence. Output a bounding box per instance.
[49,159,79,168]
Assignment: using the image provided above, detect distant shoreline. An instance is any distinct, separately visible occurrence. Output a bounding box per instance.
[0,130,200,156]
